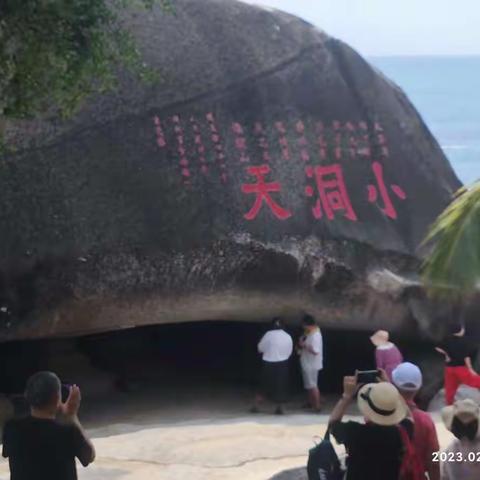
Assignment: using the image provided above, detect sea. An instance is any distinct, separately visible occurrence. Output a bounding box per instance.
[369,56,480,185]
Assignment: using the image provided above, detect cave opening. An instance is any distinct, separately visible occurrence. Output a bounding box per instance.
[79,321,379,394]
[0,321,382,418]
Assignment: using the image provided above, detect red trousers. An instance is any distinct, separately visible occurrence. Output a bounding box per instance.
[445,366,480,405]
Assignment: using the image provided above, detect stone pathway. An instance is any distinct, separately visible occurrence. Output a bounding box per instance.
[0,389,454,480]
[0,414,324,480]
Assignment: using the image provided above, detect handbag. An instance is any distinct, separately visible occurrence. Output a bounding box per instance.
[307,429,345,480]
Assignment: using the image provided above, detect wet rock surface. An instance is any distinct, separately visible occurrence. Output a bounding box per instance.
[0,0,461,341]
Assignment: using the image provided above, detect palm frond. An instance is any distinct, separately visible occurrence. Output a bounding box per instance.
[422,181,480,299]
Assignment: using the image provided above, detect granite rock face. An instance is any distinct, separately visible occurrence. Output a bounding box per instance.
[0,0,460,341]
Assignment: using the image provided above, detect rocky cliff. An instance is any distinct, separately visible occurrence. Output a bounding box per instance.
[0,0,461,341]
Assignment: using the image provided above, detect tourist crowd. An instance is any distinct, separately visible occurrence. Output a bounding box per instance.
[2,317,480,479]
[252,316,480,480]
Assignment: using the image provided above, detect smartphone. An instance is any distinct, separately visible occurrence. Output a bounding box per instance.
[357,370,380,384]
[61,383,72,403]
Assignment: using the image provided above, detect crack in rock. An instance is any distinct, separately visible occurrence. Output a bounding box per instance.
[97,453,306,469]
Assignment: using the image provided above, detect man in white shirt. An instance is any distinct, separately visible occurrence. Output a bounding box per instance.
[298,314,323,412]
[251,318,293,415]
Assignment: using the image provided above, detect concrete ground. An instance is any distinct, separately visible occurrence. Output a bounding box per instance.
[0,384,454,480]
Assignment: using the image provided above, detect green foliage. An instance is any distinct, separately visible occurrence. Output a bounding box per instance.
[422,181,480,299]
[0,0,172,122]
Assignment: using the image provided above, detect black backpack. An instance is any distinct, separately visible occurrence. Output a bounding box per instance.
[307,429,344,480]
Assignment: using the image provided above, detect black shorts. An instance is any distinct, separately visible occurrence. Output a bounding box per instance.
[260,360,289,403]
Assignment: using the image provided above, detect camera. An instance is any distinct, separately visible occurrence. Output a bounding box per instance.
[356,370,380,384]
[61,383,72,403]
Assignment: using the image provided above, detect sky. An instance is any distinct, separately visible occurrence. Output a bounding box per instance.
[243,0,480,56]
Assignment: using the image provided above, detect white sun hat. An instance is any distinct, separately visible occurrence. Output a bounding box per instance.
[370,330,390,347]
[442,399,480,431]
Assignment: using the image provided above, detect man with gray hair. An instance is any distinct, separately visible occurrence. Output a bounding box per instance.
[2,371,95,480]
[392,362,440,480]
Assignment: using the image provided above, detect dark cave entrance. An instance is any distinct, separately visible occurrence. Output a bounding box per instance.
[78,322,380,395]
[0,322,380,404]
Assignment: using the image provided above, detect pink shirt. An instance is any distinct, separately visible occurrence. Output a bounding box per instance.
[375,343,403,380]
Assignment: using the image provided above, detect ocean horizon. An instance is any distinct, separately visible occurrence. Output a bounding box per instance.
[370,55,480,185]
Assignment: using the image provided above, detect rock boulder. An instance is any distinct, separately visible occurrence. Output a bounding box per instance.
[0,0,461,341]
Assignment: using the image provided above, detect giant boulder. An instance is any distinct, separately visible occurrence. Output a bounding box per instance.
[0,0,461,341]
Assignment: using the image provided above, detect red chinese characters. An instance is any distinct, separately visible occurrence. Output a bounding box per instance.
[305,164,357,221]
[275,121,290,160]
[332,120,342,160]
[153,116,167,148]
[367,162,406,219]
[356,121,371,158]
[171,115,191,184]
[241,165,292,220]
[345,121,357,160]
[190,116,208,175]
[151,111,408,222]
[315,122,328,161]
[232,122,250,163]
[295,120,310,162]
[254,122,271,163]
[374,123,389,158]
[206,112,228,183]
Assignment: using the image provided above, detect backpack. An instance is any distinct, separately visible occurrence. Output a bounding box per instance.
[307,429,344,480]
[398,425,426,480]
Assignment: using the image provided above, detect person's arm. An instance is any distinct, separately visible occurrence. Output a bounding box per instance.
[465,356,477,373]
[258,334,267,354]
[375,349,385,370]
[329,376,357,425]
[305,334,320,355]
[377,368,389,383]
[329,376,357,445]
[286,335,294,358]
[316,333,323,359]
[435,347,451,363]
[68,416,96,466]
[60,385,96,466]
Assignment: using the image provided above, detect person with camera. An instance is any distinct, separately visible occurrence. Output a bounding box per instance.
[328,373,407,480]
[2,371,95,480]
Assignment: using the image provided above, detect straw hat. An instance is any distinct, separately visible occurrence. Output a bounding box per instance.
[370,330,390,347]
[442,399,480,431]
[357,382,407,426]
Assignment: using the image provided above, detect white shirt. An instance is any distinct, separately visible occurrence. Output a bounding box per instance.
[300,329,323,370]
[258,329,293,362]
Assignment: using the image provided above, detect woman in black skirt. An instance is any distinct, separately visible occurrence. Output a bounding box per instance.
[251,318,293,415]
